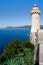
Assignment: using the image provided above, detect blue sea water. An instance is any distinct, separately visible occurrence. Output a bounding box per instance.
[0,29,30,54]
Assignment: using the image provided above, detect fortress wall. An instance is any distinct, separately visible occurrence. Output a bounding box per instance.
[38,29,43,65]
[38,29,43,44]
[39,44,43,65]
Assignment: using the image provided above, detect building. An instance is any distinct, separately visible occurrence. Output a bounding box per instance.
[30,4,40,45]
[30,4,43,65]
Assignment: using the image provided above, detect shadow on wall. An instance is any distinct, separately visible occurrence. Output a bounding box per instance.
[35,44,39,65]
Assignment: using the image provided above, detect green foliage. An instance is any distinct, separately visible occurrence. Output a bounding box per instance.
[0,39,35,65]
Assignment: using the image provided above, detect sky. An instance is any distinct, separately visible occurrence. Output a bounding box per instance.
[0,0,43,28]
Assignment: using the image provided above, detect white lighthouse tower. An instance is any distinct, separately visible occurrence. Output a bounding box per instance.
[31,4,40,32]
[30,4,40,45]
[30,4,41,63]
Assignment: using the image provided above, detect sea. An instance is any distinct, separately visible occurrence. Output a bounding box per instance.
[0,29,30,54]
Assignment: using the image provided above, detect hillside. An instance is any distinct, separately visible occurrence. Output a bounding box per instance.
[4,25,43,29]
[0,39,34,65]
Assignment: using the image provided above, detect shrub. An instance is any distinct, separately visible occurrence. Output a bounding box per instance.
[0,39,34,65]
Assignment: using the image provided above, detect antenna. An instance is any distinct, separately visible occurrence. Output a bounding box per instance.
[35,0,36,5]
[34,0,37,7]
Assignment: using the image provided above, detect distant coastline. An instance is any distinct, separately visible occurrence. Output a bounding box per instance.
[1,25,43,30]
[3,25,31,30]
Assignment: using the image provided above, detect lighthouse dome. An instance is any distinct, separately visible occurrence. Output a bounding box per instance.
[31,4,40,15]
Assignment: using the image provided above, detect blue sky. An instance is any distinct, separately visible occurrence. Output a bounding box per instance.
[0,0,43,28]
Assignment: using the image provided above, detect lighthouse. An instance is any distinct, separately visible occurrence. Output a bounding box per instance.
[30,4,41,64]
[31,4,40,32]
[30,4,40,45]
